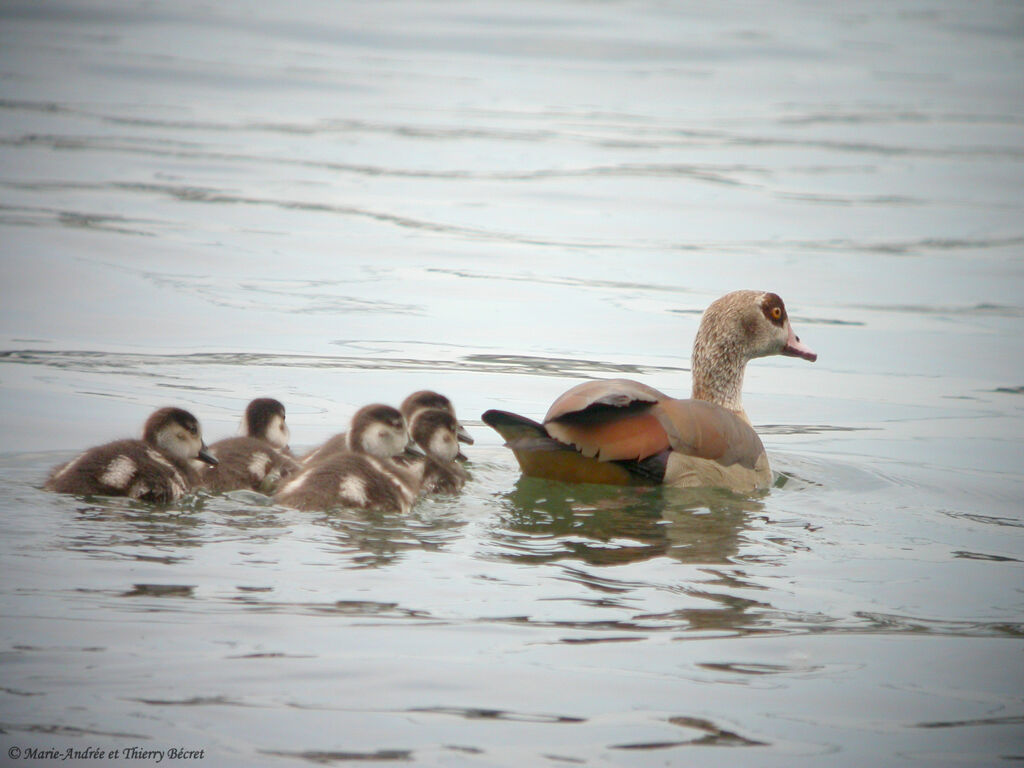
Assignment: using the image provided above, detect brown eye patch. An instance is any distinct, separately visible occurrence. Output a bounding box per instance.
[761,293,787,327]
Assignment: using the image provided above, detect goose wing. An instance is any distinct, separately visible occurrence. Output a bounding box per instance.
[542,378,671,461]
[652,399,765,470]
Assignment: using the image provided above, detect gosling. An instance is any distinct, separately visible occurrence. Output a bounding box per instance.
[201,398,299,493]
[397,408,470,495]
[275,404,421,513]
[45,407,218,503]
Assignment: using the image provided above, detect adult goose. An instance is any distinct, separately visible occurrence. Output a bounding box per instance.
[481,290,816,492]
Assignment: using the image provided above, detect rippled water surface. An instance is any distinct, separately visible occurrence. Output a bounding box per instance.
[2,1,1023,765]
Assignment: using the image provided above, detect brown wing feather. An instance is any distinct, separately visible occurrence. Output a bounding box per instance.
[540,378,672,461]
[652,400,765,470]
[543,379,668,423]
[545,409,669,461]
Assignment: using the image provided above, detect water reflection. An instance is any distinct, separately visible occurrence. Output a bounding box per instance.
[60,499,205,563]
[315,503,467,568]
[491,476,764,567]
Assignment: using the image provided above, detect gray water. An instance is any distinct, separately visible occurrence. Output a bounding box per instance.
[1,1,1023,766]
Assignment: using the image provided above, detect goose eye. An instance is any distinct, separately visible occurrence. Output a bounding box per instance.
[771,306,782,320]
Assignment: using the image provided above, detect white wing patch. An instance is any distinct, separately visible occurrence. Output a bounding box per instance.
[338,474,368,506]
[99,456,137,489]
[248,452,271,480]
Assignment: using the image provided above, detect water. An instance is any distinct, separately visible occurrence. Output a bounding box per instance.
[2,1,1023,765]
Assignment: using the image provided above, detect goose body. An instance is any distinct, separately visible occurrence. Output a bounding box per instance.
[299,431,349,467]
[201,437,299,494]
[45,407,218,503]
[275,404,420,513]
[482,291,816,492]
[202,398,298,493]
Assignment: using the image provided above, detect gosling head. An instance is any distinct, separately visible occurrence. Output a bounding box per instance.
[241,397,290,450]
[346,404,411,459]
[409,409,462,463]
[400,390,473,445]
[144,407,218,466]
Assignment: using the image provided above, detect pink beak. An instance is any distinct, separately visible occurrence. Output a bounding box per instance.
[782,323,817,362]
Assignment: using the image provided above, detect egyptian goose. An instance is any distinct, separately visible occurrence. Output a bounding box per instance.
[201,398,299,493]
[396,407,470,494]
[401,390,474,447]
[275,404,421,513]
[300,389,473,467]
[45,407,218,503]
[482,290,817,492]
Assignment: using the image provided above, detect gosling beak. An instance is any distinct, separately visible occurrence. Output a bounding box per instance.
[404,441,426,458]
[456,423,474,445]
[197,444,219,466]
[781,324,817,362]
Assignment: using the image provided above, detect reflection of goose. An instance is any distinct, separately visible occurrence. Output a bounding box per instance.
[275,404,420,513]
[45,407,217,503]
[483,291,816,492]
[201,398,298,493]
[494,477,763,567]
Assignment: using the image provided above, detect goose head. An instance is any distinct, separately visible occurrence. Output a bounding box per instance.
[346,404,412,459]
[144,407,218,465]
[401,390,473,445]
[241,397,290,450]
[691,291,816,416]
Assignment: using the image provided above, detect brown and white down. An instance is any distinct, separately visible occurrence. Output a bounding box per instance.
[299,389,474,468]
[201,398,298,493]
[400,390,474,447]
[45,407,218,503]
[275,404,421,513]
[395,408,470,495]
